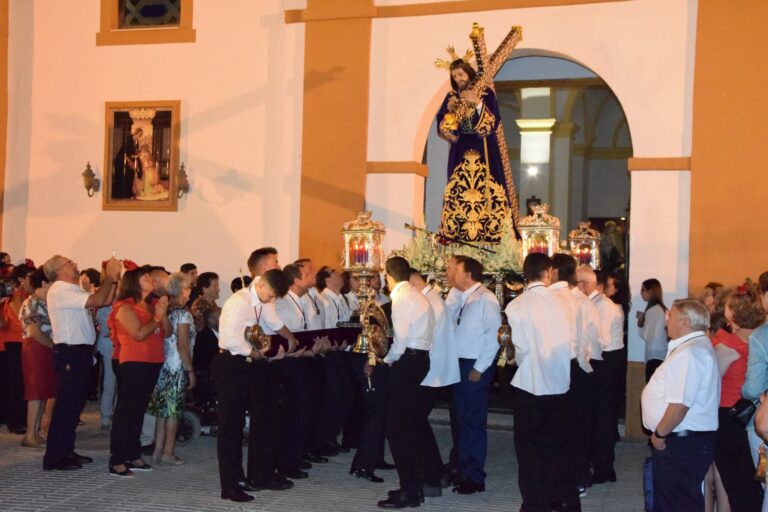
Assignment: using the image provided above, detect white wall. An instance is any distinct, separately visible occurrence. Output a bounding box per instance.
[368,0,697,162]
[4,0,305,293]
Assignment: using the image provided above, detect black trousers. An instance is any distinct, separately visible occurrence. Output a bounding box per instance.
[387,351,430,494]
[513,387,570,512]
[278,357,320,472]
[109,361,161,466]
[246,359,281,484]
[213,352,251,492]
[652,432,716,512]
[342,351,365,449]
[315,351,354,450]
[43,345,94,466]
[5,341,27,431]
[645,359,663,383]
[350,354,389,472]
[592,349,622,477]
[561,360,591,497]
[414,385,445,486]
[714,407,763,511]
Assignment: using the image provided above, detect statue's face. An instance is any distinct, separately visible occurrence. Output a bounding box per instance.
[451,68,470,90]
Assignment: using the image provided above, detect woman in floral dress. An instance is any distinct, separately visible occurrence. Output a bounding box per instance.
[147,272,196,465]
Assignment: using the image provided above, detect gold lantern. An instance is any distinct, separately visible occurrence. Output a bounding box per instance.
[568,221,601,269]
[518,203,561,260]
[341,211,390,387]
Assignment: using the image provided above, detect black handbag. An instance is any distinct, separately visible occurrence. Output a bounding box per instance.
[729,398,759,427]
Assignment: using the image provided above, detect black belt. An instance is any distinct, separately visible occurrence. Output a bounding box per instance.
[404,348,429,355]
[665,430,715,438]
[56,344,94,351]
[218,349,253,363]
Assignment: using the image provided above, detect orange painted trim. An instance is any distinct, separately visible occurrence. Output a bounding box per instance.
[627,157,691,171]
[366,161,429,177]
[286,0,629,23]
[96,0,196,46]
[0,0,7,242]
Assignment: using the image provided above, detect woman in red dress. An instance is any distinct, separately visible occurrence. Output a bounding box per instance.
[19,268,57,448]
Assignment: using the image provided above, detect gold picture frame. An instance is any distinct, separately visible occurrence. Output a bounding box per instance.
[102,100,180,211]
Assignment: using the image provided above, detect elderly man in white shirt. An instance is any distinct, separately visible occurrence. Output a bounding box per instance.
[407,269,460,497]
[375,257,434,509]
[42,255,121,471]
[506,253,578,512]
[641,299,719,512]
[215,268,294,502]
[577,265,624,485]
[445,255,501,495]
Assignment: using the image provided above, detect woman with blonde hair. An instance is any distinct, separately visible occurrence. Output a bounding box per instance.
[147,272,196,465]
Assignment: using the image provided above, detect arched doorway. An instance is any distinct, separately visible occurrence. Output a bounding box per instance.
[423,52,632,274]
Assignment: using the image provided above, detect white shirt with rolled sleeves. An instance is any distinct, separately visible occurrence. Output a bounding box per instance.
[571,286,601,363]
[219,283,285,356]
[420,286,460,387]
[383,281,434,365]
[303,288,325,331]
[276,290,308,333]
[641,331,720,432]
[445,282,501,374]
[320,288,350,329]
[47,281,97,345]
[590,290,624,352]
[505,282,573,396]
[549,281,581,364]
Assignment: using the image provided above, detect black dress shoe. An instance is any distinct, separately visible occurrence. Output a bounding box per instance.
[69,452,93,464]
[237,480,258,492]
[300,460,313,470]
[221,489,254,502]
[452,481,485,494]
[376,461,397,470]
[43,460,82,471]
[305,453,329,463]
[108,465,133,477]
[280,469,308,479]
[591,470,616,484]
[377,490,422,508]
[316,445,339,457]
[333,440,351,453]
[126,460,153,472]
[351,468,384,483]
[249,476,295,491]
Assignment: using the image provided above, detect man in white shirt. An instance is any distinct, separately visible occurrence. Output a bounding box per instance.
[215,268,293,502]
[42,254,121,471]
[318,267,351,328]
[577,265,624,484]
[445,255,501,494]
[506,253,577,512]
[409,268,460,496]
[641,299,719,512]
[376,257,433,508]
[294,259,325,331]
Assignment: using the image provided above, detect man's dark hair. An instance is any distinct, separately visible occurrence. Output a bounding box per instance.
[197,272,219,290]
[386,257,411,283]
[260,268,289,298]
[409,267,427,281]
[247,247,278,274]
[148,265,169,274]
[180,263,197,273]
[282,264,302,288]
[523,253,552,282]
[294,258,311,267]
[231,275,252,293]
[316,266,334,291]
[453,255,483,282]
[552,253,576,285]
[80,268,102,288]
[449,59,477,91]
[29,267,49,290]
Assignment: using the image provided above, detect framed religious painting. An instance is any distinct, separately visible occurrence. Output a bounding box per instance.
[102,100,180,211]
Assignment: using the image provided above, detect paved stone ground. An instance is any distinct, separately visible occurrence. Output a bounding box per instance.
[0,405,648,512]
